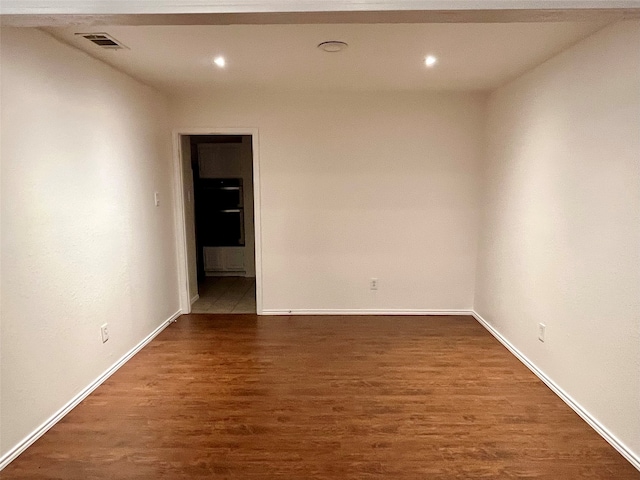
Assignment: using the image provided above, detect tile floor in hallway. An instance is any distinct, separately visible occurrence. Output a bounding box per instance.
[191,276,256,314]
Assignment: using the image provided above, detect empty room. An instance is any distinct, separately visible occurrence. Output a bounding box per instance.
[1,1,639,478]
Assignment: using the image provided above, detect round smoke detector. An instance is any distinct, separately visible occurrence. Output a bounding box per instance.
[317,41,348,53]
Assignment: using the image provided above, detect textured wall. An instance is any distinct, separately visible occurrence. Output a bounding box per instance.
[476,21,640,462]
[171,90,484,312]
[0,28,180,457]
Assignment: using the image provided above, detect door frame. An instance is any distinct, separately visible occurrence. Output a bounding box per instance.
[171,127,263,314]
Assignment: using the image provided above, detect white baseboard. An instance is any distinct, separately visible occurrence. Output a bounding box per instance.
[190,294,199,305]
[471,310,640,471]
[262,309,473,316]
[6,309,635,472]
[0,309,182,472]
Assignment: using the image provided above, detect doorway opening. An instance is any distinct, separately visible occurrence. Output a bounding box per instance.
[178,133,258,314]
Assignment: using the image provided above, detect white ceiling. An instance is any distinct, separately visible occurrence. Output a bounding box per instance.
[45,21,608,94]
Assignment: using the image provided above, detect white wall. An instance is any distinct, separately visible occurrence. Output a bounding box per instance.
[241,136,256,277]
[180,135,198,301]
[171,90,484,313]
[476,21,640,462]
[0,28,180,460]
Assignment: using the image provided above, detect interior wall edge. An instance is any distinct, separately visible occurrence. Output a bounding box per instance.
[471,310,640,471]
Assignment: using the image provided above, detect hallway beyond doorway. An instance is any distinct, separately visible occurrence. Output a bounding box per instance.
[191,277,256,314]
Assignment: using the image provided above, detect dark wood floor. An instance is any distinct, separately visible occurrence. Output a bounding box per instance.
[3,315,638,479]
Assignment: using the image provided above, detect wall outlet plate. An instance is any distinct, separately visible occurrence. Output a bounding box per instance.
[538,323,546,342]
[101,323,109,343]
[370,278,378,290]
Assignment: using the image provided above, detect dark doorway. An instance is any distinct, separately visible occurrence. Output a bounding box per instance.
[188,135,256,313]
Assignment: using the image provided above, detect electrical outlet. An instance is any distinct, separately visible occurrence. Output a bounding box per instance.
[101,323,109,343]
[538,323,546,342]
[370,278,378,290]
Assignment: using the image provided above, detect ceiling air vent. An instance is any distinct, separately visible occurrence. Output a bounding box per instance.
[75,33,128,50]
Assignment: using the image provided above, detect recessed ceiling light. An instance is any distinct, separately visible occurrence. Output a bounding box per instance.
[425,55,438,67]
[317,41,348,53]
[213,56,226,68]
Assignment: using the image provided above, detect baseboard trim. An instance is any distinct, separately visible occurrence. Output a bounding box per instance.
[6,309,634,472]
[262,309,473,316]
[190,294,199,305]
[471,310,640,471]
[0,309,182,472]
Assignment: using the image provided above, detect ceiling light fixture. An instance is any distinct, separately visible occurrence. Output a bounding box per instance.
[425,55,438,67]
[317,41,348,53]
[213,56,226,67]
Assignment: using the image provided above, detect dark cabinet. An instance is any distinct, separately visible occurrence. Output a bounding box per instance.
[195,178,244,247]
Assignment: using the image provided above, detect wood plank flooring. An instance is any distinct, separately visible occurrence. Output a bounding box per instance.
[191,277,256,314]
[2,315,638,479]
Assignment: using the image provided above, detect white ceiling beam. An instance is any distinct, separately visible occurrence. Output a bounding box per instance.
[2,0,640,16]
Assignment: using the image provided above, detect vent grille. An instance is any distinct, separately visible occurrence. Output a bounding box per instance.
[75,33,127,50]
